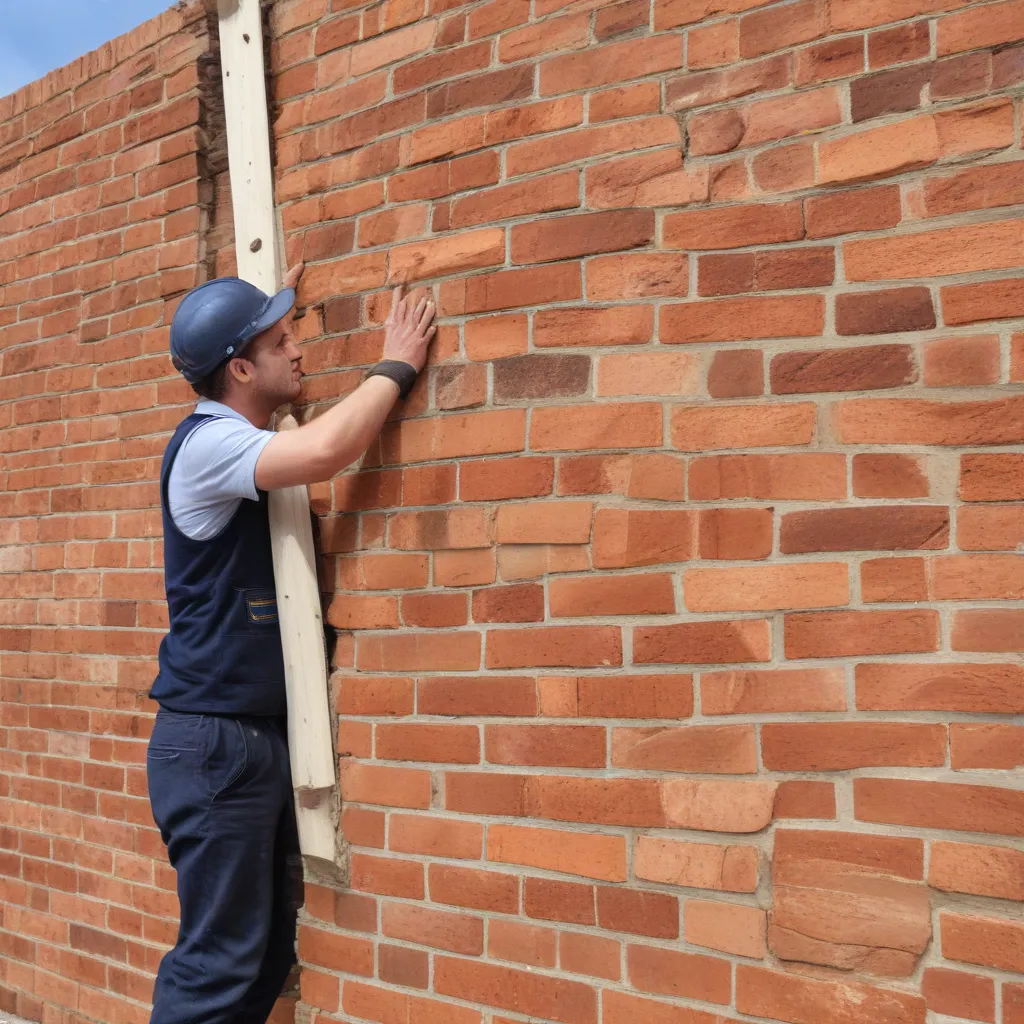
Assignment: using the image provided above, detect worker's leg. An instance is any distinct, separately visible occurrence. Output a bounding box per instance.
[147,712,290,1024]
[232,722,302,1024]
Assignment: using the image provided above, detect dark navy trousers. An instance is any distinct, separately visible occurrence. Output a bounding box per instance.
[146,710,301,1024]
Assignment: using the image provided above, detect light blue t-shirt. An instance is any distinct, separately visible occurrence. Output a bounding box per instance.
[167,400,275,541]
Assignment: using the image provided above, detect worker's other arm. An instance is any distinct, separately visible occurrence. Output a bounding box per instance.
[254,286,435,489]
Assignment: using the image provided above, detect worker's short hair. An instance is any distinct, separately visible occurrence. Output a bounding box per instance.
[190,361,231,402]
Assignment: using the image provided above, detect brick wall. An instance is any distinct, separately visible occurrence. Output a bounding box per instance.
[0,5,238,1021]
[2,0,1024,1022]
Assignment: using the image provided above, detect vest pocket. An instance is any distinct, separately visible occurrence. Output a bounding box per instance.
[244,589,279,626]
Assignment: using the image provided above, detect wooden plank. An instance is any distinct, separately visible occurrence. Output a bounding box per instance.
[217,0,279,294]
[217,0,338,865]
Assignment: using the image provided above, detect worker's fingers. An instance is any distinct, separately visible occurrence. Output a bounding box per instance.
[417,300,435,333]
[282,262,305,289]
[413,297,427,320]
[386,284,403,323]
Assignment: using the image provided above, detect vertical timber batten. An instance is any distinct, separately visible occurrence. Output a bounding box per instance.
[216,0,338,865]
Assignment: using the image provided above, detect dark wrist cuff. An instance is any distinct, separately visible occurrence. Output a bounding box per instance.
[366,359,418,399]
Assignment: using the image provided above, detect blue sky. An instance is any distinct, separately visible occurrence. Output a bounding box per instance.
[0,0,175,98]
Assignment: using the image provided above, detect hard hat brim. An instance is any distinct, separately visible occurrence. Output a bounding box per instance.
[242,287,296,347]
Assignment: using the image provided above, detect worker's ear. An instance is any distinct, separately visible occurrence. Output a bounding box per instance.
[228,356,256,386]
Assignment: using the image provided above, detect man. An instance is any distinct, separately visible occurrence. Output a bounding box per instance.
[146,262,435,1023]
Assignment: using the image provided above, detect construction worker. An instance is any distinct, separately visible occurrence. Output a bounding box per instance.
[146,262,435,1023]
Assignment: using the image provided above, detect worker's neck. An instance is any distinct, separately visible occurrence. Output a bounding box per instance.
[216,393,274,430]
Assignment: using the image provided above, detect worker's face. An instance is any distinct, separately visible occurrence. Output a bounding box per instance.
[243,316,303,405]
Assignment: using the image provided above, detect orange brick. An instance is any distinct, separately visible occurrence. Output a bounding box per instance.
[488,824,627,881]
[685,899,766,958]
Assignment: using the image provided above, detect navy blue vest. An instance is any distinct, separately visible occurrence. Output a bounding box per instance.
[151,412,287,716]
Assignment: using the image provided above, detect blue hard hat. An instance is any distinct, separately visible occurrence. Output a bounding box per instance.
[169,277,296,383]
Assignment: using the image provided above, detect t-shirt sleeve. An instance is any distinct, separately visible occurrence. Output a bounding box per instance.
[167,417,276,540]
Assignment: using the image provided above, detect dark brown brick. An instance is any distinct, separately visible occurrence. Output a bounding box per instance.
[851,65,930,122]
[324,296,361,334]
[708,350,764,398]
[771,345,916,394]
[596,0,648,40]
[493,354,591,403]
[836,288,936,336]
[931,53,992,100]
[781,506,950,553]
[427,65,534,119]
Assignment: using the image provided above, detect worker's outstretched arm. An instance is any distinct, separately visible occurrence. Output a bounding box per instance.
[255,283,435,490]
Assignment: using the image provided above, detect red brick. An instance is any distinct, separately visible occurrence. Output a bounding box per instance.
[928,840,1024,901]
[488,919,557,968]
[561,933,621,981]
[485,724,607,768]
[672,403,816,450]
[524,876,595,924]
[857,662,1024,714]
[924,334,1000,386]
[486,627,622,669]
[689,453,845,500]
[613,724,757,774]
[597,887,680,939]
[797,35,866,83]
[774,781,837,820]
[834,397,1024,446]
[740,0,827,58]
[737,966,925,1024]
[942,912,1024,973]
[786,610,939,658]
[780,505,948,553]
[707,349,763,398]
[663,201,803,249]
[762,722,947,770]
[539,35,683,95]
[586,253,689,300]
[550,574,676,616]
[635,619,771,665]
[435,957,598,1024]
[687,19,740,69]
[531,402,662,451]
[702,668,846,714]
[389,814,482,860]
[534,306,654,348]
[429,864,518,913]
[382,902,483,955]
[689,87,841,155]
[922,968,995,1023]
[627,944,732,1005]
[686,899,766,959]
[853,454,929,498]
[663,294,824,344]
[937,0,1024,55]
[855,778,1024,838]
[869,21,931,67]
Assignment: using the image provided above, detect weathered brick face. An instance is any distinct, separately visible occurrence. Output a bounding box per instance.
[2,0,1024,1021]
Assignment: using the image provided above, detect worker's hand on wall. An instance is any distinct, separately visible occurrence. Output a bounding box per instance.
[282,262,305,290]
[382,283,436,373]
